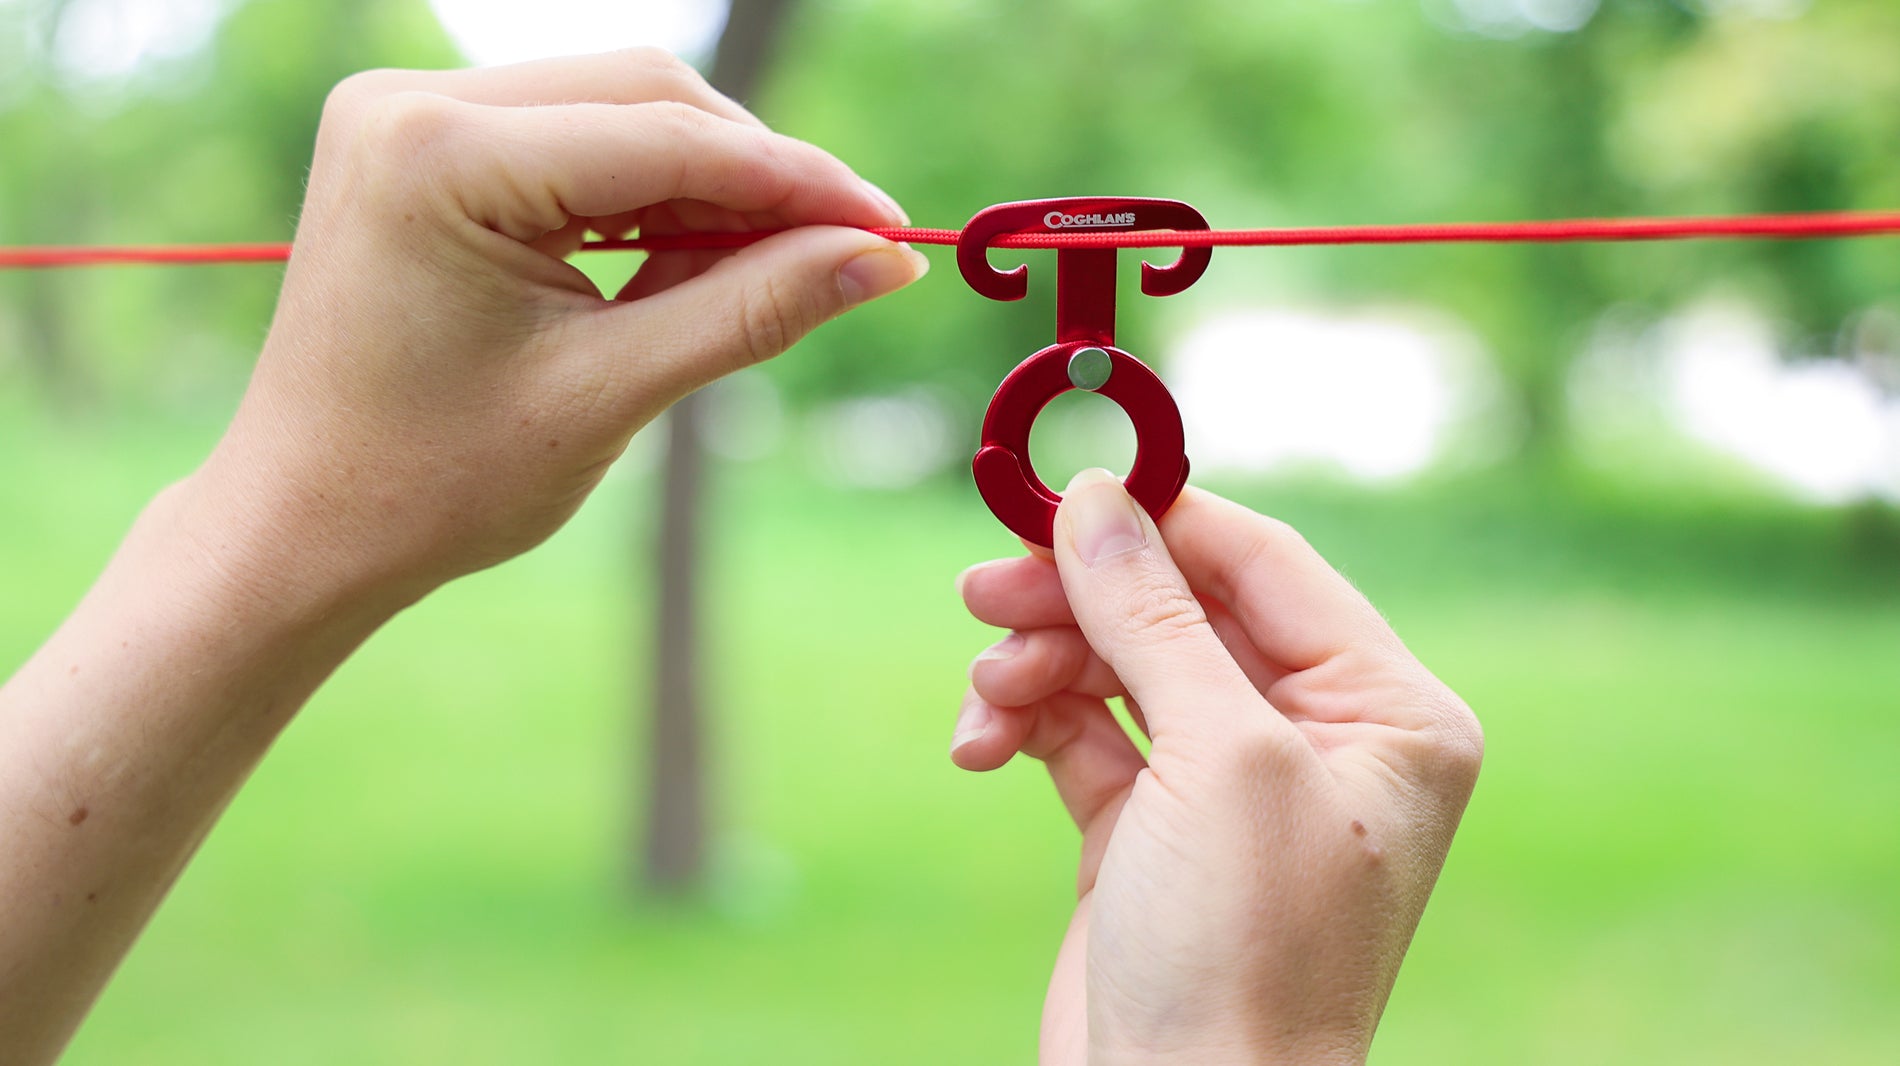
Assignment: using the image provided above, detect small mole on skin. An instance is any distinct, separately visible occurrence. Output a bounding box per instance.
[1350,819,1367,837]
[69,807,89,826]
[546,439,560,449]
[86,893,97,903]
[69,664,79,676]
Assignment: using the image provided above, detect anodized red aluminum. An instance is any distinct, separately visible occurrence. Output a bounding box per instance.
[973,342,1190,546]
[958,198,1210,546]
[957,197,1212,344]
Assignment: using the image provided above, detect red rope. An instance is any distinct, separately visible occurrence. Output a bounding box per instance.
[0,243,296,268]
[7,209,1900,269]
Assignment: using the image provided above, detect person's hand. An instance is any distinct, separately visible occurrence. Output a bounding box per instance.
[954,470,1483,1065]
[0,51,927,1064]
[192,48,924,610]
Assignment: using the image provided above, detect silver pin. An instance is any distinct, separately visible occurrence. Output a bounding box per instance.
[1067,347,1112,391]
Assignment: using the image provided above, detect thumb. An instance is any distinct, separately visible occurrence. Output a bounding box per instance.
[594,226,928,407]
[1051,469,1267,741]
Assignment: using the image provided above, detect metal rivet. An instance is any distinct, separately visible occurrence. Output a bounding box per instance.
[1067,347,1112,391]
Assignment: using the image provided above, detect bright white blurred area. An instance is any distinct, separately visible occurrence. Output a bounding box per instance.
[426,0,728,66]
[47,0,225,82]
[1424,0,1602,37]
[1421,0,1806,36]
[1170,308,1501,482]
[809,388,960,490]
[25,0,732,80]
[1573,301,1900,503]
[1172,298,1900,503]
[1690,0,1812,19]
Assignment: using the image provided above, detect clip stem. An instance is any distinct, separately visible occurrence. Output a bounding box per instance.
[1055,248,1117,346]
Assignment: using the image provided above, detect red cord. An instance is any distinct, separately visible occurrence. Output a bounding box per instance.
[0,243,296,268]
[8,209,1900,269]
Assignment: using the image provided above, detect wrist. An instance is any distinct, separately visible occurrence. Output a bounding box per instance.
[177,439,438,629]
[114,448,419,693]
[52,467,416,759]
[1092,1024,1368,1066]
[1096,1044,1365,1066]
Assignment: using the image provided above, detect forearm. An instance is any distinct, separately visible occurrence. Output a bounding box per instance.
[0,471,400,1062]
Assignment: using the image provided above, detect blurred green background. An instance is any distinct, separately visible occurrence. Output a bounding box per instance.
[4,0,1900,1062]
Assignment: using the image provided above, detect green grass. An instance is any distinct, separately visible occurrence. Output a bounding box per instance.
[4,405,1898,1064]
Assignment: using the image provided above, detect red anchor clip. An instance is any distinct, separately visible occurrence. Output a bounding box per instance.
[959,197,1211,547]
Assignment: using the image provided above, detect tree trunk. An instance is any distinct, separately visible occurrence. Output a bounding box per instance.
[14,270,89,412]
[644,392,710,894]
[9,1,94,412]
[641,0,799,896]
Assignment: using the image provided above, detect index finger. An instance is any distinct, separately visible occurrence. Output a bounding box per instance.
[358,95,901,242]
[328,47,764,129]
[1159,488,1401,672]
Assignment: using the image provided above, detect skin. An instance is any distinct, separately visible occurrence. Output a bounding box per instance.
[0,48,925,1063]
[954,469,1484,1065]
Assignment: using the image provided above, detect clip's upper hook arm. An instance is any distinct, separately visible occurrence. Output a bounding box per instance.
[954,197,1214,303]
[955,203,1039,303]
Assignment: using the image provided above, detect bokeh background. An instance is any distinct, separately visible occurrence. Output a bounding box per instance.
[5,0,1900,1062]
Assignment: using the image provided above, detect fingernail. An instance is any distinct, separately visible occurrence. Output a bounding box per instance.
[951,694,992,753]
[839,244,928,306]
[1063,468,1147,567]
[973,632,1025,666]
[861,179,910,225]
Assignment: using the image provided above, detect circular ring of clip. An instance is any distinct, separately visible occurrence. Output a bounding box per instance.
[973,341,1190,548]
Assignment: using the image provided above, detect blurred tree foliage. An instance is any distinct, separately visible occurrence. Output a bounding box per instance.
[761,0,1900,456]
[3,0,1899,458]
[0,0,458,410]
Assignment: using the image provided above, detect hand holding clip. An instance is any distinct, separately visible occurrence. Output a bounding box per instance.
[955,476,1484,1064]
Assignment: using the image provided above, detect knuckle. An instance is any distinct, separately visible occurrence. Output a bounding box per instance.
[721,130,796,206]
[317,72,418,169]
[323,69,402,124]
[1115,573,1208,645]
[1226,719,1305,776]
[1236,513,1312,571]
[357,90,461,163]
[1019,697,1091,763]
[1214,511,1311,597]
[642,67,697,107]
[641,98,711,137]
[627,46,709,96]
[625,45,693,76]
[1400,680,1483,789]
[736,273,806,366]
[1433,692,1485,781]
[1189,717,1312,811]
[638,98,788,208]
[1041,628,1092,680]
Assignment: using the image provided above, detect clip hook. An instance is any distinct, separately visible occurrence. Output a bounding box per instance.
[958,197,1210,547]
